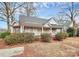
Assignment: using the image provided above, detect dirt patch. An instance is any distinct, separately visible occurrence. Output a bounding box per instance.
[63,37,79,48]
[0,39,6,49]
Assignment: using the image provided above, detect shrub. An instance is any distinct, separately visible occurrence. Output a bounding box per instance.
[4,33,34,45]
[4,35,18,45]
[0,32,2,38]
[63,32,69,38]
[0,31,10,38]
[67,27,74,37]
[55,33,63,41]
[23,33,35,43]
[34,35,41,41]
[77,28,79,36]
[41,33,52,42]
[13,33,24,43]
[55,32,68,41]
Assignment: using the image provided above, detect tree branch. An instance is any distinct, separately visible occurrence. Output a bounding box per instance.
[10,3,25,15]
[59,12,71,19]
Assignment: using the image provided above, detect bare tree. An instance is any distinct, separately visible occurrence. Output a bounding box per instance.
[59,2,79,36]
[52,14,71,32]
[0,2,25,32]
[23,2,37,16]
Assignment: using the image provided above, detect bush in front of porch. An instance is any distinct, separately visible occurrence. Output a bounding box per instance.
[55,32,68,41]
[41,33,52,42]
[67,27,75,37]
[4,33,35,45]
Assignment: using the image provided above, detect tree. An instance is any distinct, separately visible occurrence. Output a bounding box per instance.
[22,2,37,17]
[59,2,79,36]
[0,2,25,32]
[52,14,71,32]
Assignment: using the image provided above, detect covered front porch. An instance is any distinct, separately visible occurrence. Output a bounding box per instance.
[12,25,52,35]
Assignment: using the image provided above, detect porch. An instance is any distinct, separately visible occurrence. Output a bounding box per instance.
[12,26,52,35]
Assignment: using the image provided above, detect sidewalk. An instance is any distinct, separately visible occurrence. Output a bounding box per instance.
[0,47,24,57]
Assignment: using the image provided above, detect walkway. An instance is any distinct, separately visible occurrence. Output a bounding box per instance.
[0,47,24,57]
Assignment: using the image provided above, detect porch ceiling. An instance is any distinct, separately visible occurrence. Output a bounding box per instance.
[50,24,63,29]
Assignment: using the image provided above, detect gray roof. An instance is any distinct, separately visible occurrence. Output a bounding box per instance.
[19,15,49,27]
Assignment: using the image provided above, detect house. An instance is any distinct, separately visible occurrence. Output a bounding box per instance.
[11,15,63,36]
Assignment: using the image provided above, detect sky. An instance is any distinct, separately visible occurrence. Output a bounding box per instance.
[0,2,79,29]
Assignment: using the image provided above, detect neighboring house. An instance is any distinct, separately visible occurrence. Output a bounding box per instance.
[0,28,7,32]
[77,23,79,28]
[11,15,63,36]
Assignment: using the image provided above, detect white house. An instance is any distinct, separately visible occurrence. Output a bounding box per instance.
[11,15,63,36]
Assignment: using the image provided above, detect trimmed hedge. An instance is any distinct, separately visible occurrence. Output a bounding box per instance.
[0,31,10,38]
[4,33,35,45]
[55,32,68,41]
[41,33,52,42]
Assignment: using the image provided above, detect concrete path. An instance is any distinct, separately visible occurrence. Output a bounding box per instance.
[0,47,24,57]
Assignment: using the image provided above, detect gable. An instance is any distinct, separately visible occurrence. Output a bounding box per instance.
[49,19,58,24]
[43,23,50,27]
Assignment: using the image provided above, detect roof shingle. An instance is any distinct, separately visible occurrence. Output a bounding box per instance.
[19,15,49,27]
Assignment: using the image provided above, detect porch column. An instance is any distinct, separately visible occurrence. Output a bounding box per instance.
[10,26,14,33]
[42,26,43,33]
[61,28,63,32]
[50,27,52,33]
[20,25,24,33]
[50,27,53,35]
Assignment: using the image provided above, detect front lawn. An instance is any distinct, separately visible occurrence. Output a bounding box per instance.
[14,37,79,57]
[1,37,79,57]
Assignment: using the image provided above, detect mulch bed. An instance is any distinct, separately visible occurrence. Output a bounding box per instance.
[0,37,59,49]
[0,39,6,49]
[0,39,25,49]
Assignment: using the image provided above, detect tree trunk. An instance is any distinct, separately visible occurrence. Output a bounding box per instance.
[7,17,11,32]
[7,22,10,32]
[72,19,77,36]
